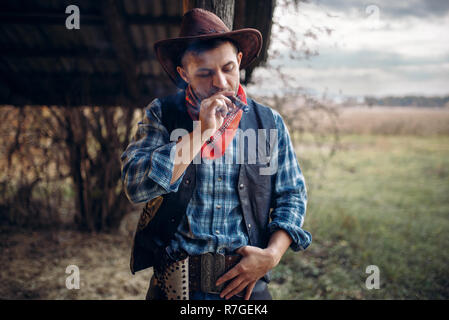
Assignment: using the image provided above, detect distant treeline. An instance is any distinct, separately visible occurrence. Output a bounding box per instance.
[364,95,449,107]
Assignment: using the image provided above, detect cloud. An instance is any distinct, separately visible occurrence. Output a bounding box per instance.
[266,47,449,96]
[272,48,449,70]
[278,63,449,96]
[265,1,449,97]
[314,0,449,19]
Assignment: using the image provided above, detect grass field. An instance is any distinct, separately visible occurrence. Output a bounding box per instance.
[270,133,449,299]
[1,106,448,299]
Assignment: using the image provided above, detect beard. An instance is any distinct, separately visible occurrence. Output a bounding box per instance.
[194,84,237,101]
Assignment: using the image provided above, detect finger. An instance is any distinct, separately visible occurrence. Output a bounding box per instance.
[244,281,257,300]
[202,97,227,116]
[225,281,250,300]
[212,90,235,99]
[216,265,240,286]
[208,93,233,110]
[220,277,244,299]
[202,95,233,117]
[205,91,234,103]
[215,94,234,108]
[213,100,233,117]
[215,99,229,117]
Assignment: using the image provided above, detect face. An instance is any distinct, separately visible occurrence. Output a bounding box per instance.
[176,41,243,100]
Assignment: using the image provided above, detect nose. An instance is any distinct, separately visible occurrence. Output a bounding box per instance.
[212,70,227,90]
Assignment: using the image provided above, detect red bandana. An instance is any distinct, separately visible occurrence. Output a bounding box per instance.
[185,84,248,159]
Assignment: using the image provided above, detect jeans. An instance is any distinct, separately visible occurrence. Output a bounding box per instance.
[190,291,243,300]
[146,274,272,300]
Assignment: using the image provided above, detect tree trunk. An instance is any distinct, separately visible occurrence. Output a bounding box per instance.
[183,0,235,30]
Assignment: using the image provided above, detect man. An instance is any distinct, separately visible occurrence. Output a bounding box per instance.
[121,8,311,300]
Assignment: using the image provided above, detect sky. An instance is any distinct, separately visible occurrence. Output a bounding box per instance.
[249,0,449,99]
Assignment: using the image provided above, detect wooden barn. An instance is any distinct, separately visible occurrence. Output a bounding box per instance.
[0,0,275,108]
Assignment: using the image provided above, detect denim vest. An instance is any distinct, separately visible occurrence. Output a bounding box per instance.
[130,91,276,275]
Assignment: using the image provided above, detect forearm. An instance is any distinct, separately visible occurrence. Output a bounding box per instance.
[122,141,181,203]
[170,125,209,184]
[265,229,293,267]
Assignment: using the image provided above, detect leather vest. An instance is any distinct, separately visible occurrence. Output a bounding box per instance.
[130,91,277,275]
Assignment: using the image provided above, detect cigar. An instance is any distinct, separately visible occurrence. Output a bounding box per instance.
[206,95,248,145]
[228,95,247,110]
[216,95,248,118]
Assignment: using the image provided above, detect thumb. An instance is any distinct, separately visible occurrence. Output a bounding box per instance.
[235,246,248,256]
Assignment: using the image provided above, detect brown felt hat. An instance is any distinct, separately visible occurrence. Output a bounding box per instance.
[154,8,263,89]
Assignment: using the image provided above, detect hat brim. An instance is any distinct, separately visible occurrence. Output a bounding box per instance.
[154,28,263,89]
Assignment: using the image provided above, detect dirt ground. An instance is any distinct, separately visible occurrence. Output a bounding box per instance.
[0,220,153,300]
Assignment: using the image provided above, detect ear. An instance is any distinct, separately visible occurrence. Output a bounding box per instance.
[176,66,189,84]
[236,51,243,67]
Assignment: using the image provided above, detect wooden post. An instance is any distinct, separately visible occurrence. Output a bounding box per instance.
[101,0,139,105]
[233,0,246,30]
[183,0,235,30]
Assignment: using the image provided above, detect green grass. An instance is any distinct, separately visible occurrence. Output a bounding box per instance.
[270,134,449,299]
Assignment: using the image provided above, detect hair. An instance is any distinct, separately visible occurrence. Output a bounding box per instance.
[178,38,240,67]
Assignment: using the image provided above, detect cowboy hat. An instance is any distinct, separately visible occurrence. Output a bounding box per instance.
[154,8,263,89]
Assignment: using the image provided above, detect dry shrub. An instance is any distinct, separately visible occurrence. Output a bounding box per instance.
[0,106,67,228]
[0,105,142,230]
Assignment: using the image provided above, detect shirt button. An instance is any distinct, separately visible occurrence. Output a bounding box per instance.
[217,177,222,182]
[185,179,190,185]
[215,230,220,234]
[248,224,251,228]
[216,204,222,209]
[239,183,244,189]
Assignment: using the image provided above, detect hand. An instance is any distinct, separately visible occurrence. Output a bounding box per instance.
[199,91,235,134]
[215,246,279,300]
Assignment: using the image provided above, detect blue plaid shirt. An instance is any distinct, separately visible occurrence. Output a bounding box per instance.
[121,96,311,256]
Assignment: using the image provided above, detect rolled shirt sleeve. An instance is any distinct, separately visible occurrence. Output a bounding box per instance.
[267,109,312,251]
[120,99,186,204]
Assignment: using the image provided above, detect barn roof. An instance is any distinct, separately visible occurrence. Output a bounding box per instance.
[0,0,274,107]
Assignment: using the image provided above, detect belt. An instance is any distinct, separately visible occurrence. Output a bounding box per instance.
[154,252,243,299]
[188,253,241,294]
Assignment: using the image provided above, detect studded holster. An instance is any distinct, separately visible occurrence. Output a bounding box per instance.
[153,257,190,300]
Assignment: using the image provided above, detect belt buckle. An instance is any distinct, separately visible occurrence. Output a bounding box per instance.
[200,253,225,294]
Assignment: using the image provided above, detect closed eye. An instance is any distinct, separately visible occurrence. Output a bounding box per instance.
[223,63,235,72]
